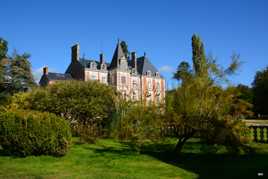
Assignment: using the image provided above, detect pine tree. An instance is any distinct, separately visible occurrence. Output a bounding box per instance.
[10,52,36,92]
[0,38,8,84]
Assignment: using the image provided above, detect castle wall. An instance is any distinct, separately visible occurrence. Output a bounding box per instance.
[85,68,108,84]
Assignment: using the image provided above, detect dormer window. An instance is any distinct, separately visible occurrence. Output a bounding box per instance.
[155,72,160,77]
[131,68,136,74]
[90,62,97,69]
[146,70,151,76]
[101,63,107,70]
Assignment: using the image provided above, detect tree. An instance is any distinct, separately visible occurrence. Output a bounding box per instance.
[173,61,192,83]
[226,86,253,119]
[111,101,163,149]
[252,67,268,116]
[0,38,8,60]
[10,80,118,143]
[170,34,250,154]
[192,34,207,77]
[0,38,9,104]
[10,52,36,92]
[236,84,253,104]
[0,38,8,84]
[120,41,129,58]
[0,38,35,105]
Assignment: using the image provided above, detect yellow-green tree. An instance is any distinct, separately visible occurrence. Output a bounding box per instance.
[171,34,250,154]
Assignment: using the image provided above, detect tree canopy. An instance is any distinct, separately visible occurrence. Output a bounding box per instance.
[252,67,268,116]
[0,38,35,105]
[170,34,250,154]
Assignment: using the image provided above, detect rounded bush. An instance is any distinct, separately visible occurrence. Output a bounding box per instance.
[10,80,118,142]
[0,109,72,156]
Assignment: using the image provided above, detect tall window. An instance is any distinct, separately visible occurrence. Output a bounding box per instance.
[121,76,126,84]
[102,76,106,83]
[91,75,97,80]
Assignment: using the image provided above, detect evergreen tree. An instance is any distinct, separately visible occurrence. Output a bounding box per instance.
[10,52,36,92]
[0,38,8,84]
[192,34,207,77]
[173,61,192,83]
[252,67,268,116]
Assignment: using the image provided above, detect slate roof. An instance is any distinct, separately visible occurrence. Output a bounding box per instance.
[46,72,73,81]
[136,56,159,76]
[79,58,110,69]
[109,42,125,69]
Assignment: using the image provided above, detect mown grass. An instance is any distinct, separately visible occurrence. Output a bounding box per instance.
[0,138,267,179]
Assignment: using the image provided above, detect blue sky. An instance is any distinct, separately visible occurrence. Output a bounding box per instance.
[1,0,268,88]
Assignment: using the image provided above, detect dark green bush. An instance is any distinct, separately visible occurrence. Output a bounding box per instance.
[0,109,72,156]
[10,80,118,143]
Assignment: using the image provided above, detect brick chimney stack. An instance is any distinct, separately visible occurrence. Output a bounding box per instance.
[43,66,48,75]
[131,52,137,69]
[71,43,80,62]
[100,53,104,64]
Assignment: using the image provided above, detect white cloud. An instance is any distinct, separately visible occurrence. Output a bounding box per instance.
[159,65,174,73]
[32,67,43,83]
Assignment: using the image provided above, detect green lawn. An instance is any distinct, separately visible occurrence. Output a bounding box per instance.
[0,138,267,179]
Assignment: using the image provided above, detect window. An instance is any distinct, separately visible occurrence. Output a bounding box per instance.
[156,82,161,96]
[121,76,126,84]
[133,80,137,89]
[101,64,106,70]
[90,62,97,69]
[146,70,151,76]
[147,80,152,90]
[102,76,106,83]
[155,72,160,77]
[91,75,97,80]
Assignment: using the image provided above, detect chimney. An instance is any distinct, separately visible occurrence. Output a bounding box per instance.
[71,43,80,62]
[43,66,48,75]
[131,52,137,69]
[100,53,104,64]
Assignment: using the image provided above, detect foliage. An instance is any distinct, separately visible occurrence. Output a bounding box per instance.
[170,34,250,154]
[111,101,164,149]
[9,52,36,92]
[236,84,253,104]
[192,34,207,77]
[252,66,268,116]
[173,61,192,83]
[0,38,9,104]
[0,38,8,83]
[226,86,253,118]
[0,108,71,156]
[10,80,118,143]
[0,38,8,60]
[0,38,36,104]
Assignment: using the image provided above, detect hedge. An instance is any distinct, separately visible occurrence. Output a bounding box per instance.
[0,109,72,156]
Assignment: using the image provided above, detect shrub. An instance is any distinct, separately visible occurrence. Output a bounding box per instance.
[111,101,164,148]
[0,109,71,156]
[10,80,118,143]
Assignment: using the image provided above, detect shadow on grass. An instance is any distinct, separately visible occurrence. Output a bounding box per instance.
[141,141,268,179]
[88,140,268,179]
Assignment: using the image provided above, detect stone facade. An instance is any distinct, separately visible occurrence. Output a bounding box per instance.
[39,42,165,103]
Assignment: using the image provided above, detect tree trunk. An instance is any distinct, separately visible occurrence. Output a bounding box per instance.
[174,130,195,154]
[174,137,188,154]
